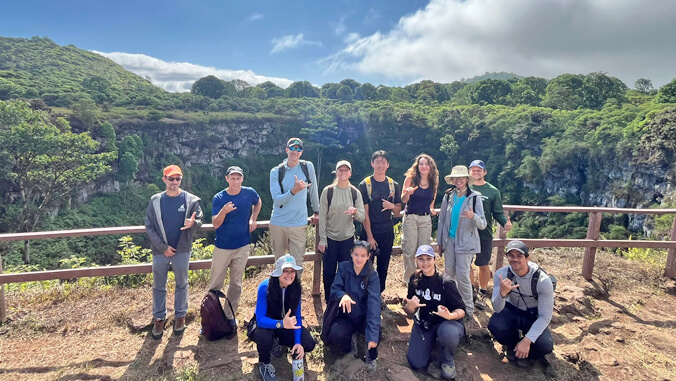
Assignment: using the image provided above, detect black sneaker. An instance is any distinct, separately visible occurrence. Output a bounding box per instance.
[475,290,487,310]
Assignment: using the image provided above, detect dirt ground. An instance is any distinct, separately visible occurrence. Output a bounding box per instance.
[0,247,674,381]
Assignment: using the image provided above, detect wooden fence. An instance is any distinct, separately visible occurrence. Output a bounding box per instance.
[1,205,675,322]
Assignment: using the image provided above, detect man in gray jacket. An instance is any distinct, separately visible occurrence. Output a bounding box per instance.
[145,165,203,339]
[488,240,554,368]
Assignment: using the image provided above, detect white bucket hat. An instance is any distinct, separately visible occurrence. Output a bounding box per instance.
[444,165,474,186]
[270,254,303,277]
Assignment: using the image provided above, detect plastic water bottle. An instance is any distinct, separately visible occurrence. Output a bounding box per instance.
[292,358,305,381]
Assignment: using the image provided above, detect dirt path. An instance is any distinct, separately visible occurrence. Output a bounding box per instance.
[0,248,674,381]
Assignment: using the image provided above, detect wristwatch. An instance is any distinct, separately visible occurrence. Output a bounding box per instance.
[276,320,282,329]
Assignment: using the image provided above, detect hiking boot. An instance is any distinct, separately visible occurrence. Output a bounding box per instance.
[515,358,536,368]
[259,362,279,381]
[365,354,377,372]
[151,318,165,339]
[441,362,456,379]
[350,333,358,357]
[474,290,487,310]
[173,316,186,335]
[270,337,284,358]
[505,348,517,363]
[540,357,557,379]
[427,362,442,379]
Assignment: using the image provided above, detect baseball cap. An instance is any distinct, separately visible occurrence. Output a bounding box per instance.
[415,245,435,258]
[163,165,182,177]
[226,166,244,176]
[335,160,352,171]
[469,160,486,170]
[287,137,303,148]
[270,254,303,277]
[505,240,529,256]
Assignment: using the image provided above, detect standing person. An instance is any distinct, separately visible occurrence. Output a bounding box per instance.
[401,154,439,283]
[404,245,466,380]
[252,255,316,381]
[318,160,365,302]
[325,241,381,371]
[488,240,554,368]
[358,150,402,301]
[209,166,262,326]
[145,165,203,339]
[269,138,320,274]
[468,160,512,310]
[437,165,486,320]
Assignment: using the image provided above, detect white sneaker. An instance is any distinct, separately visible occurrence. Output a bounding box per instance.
[441,362,456,379]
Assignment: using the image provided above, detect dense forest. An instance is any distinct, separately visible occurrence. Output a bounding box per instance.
[1,36,675,271]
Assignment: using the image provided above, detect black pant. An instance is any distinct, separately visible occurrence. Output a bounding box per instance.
[327,315,380,360]
[369,229,394,293]
[487,303,554,360]
[323,237,353,302]
[252,326,316,363]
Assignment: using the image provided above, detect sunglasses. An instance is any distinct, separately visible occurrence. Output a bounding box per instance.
[166,176,182,182]
[288,146,303,152]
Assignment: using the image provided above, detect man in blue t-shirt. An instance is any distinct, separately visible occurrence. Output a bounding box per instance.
[210,166,262,326]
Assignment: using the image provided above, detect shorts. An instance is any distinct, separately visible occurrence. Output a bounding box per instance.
[474,239,492,266]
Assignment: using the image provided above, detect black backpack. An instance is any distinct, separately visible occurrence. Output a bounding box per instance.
[200,290,236,341]
[277,160,311,208]
[507,267,557,300]
[326,185,358,209]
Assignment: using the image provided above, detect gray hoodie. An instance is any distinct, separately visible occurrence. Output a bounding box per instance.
[437,189,487,254]
[144,191,203,256]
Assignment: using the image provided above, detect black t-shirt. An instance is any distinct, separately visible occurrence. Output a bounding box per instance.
[407,271,465,328]
[358,176,402,234]
[160,191,187,249]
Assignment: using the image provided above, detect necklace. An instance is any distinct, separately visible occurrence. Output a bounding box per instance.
[456,188,467,194]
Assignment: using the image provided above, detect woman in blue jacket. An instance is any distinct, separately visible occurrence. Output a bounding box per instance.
[251,255,316,381]
[325,241,381,371]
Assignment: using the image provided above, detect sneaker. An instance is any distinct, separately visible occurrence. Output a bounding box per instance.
[505,348,517,363]
[475,290,487,310]
[259,362,279,381]
[270,337,284,358]
[173,316,186,335]
[151,318,165,339]
[365,354,377,372]
[427,362,442,379]
[441,362,456,379]
[515,358,536,368]
[350,333,358,357]
[228,318,238,328]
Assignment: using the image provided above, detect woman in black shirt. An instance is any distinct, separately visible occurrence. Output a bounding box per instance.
[403,245,466,380]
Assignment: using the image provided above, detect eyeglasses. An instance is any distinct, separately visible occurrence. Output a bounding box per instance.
[288,146,303,152]
[166,176,182,182]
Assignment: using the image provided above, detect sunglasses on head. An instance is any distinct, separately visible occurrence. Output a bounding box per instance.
[353,240,370,250]
[288,146,303,152]
[166,176,182,182]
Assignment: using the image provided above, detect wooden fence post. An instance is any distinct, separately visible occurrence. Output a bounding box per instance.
[493,210,509,274]
[0,254,6,322]
[312,224,322,296]
[582,211,602,280]
[665,216,676,278]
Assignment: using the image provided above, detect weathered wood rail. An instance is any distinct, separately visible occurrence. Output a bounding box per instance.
[1,206,675,322]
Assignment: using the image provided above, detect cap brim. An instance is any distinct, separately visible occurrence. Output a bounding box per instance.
[270,263,303,277]
[165,171,182,177]
[507,247,525,254]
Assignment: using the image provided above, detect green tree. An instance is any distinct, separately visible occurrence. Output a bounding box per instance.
[354,83,377,101]
[656,79,676,103]
[0,101,115,263]
[191,75,226,99]
[634,78,653,94]
[287,81,320,98]
[336,84,353,102]
[99,121,117,153]
[543,74,585,110]
[339,78,361,92]
[71,97,99,129]
[118,151,139,183]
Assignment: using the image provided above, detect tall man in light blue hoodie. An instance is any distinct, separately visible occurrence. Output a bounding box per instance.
[269,138,320,273]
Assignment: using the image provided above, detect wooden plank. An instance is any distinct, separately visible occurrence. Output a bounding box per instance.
[493,211,509,273]
[665,216,676,278]
[582,212,602,280]
[0,254,5,322]
[503,205,676,214]
[312,226,321,296]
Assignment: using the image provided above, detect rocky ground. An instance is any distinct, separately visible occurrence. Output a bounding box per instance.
[0,247,674,381]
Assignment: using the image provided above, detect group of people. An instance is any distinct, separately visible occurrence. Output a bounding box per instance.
[144,138,555,380]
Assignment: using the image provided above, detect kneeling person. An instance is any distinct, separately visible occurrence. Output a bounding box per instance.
[488,240,554,368]
[404,245,466,380]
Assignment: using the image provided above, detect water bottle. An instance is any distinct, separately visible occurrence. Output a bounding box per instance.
[292,358,305,381]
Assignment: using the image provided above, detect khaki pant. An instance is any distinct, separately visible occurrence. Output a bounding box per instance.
[269,224,307,270]
[208,245,250,319]
[401,214,432,283]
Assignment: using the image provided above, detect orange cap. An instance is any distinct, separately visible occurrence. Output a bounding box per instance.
[163,165,183,177]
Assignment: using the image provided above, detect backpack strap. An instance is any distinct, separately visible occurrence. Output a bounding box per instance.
[387,176,395,199]
[364,176,373,202]
[327,185,358,209]
[365,176,396,202]
[278,160,312,209]
[531,268,542,300]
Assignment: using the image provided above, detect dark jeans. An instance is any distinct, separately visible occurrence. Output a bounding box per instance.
[407,319,465,369]
[323,237,353,302]
[252,326,316,364]
[488,303,554,360]
[326,315,381,360]
[369,229,394,293]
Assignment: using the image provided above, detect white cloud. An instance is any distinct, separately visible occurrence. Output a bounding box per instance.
[270,33,322,54]
[246,13,263,22]
[93,51,294,92]
[332,16,347,35]
[324,0,676,86]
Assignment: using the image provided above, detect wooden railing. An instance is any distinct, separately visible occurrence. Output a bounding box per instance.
[1,205,675,322]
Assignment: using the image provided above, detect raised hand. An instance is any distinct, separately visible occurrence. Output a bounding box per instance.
[290,175,310,195]
[403,186,419,195]
[404,295,427,309]
[283,309,300,329]
[431,305,452,320]
[499,274,519,297]
[222,201,237,214]
[505,217,513,232]
[381,198,394,212]
[339,294,357,314]
[344,206,358,216]
[181,212,197,230]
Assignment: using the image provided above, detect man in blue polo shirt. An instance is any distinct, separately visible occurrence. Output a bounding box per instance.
[210,166,262,326]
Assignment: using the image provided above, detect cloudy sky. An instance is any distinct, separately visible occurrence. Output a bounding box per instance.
[2,0,675,92]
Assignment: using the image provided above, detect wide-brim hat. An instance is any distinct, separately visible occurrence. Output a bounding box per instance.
[270,254,303,277]
[444,165,474,185]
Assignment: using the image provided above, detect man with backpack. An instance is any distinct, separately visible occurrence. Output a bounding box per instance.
[269,138,320,272]
[488,240,554,368]
[357,150,402,300]
[209,166,262,327]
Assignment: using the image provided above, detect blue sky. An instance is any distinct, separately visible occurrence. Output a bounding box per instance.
[2,0,676,92]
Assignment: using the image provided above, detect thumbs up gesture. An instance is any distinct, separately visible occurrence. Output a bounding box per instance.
[181,212,197,230]
[283,309,300,329]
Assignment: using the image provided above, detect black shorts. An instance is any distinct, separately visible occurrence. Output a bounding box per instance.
[475,239,493,266]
